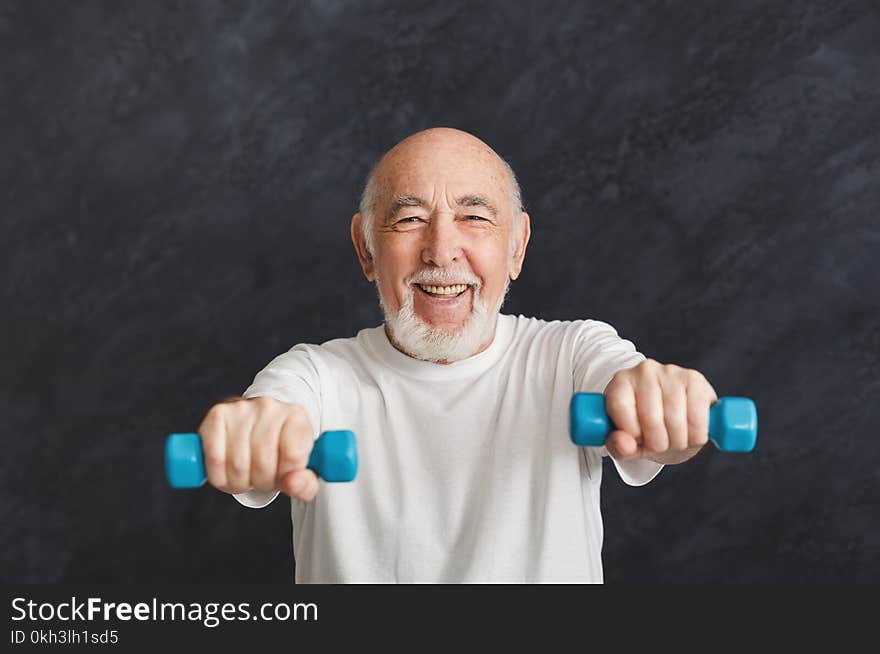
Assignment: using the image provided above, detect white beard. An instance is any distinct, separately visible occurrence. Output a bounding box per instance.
[377,275,510,363]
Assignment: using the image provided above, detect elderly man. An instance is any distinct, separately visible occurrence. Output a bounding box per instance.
[197,127,717,583]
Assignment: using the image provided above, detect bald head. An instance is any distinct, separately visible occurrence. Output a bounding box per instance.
[358,128,523,256]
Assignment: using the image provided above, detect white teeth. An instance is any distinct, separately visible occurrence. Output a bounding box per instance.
[417,283,469,295]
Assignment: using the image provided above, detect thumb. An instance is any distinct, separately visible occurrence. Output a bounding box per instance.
[280,469,320,502]
[604,430,642,461]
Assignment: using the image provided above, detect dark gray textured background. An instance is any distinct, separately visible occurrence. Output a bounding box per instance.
[2,0,878,583]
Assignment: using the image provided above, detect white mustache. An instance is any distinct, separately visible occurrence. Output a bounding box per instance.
[407,271,481,288]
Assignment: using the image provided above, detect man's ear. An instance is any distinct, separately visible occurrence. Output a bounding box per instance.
[351,212,376,281]
[509,212,531,281]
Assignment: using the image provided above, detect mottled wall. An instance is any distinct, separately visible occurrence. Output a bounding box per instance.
[2,0,878,583]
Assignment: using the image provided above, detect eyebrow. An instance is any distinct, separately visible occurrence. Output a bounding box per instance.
[457,194,499,218]
[385,194,499,223]
[385,195,427,223]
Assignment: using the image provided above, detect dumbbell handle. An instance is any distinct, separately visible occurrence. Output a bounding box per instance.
[569,393,757,452]
[165,430,358,488]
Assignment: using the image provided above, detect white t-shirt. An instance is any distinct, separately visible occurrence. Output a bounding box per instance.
[235,313,663,583]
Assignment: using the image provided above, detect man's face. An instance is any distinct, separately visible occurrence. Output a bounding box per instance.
[352,131,529,362]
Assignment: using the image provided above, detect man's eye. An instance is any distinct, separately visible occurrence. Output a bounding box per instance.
[397,217,421,224]
[466,215,487,221]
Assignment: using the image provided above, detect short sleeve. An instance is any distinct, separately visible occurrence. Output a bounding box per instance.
[572,320,663,487]
[232,344,323,509]
[573,319,644,393]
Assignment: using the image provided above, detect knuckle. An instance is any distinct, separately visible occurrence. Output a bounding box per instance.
[211,404,241,430]
[639,402,666,429]
[287,402,307,418]
[644,415,666,434]
[283,448,309,469]
[230,426,251,448]
[688,414,708,430]
[199,406,224,434]
[287,406,312,431]
[229,455,249,477]
[203,447,225,469]
[207,402,227,418]
[604,392,625,410]
[215,398,246,417]
[604,395,631,423]
[252,396,278,413]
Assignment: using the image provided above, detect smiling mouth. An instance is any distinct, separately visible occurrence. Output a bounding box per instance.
[414,283,471,298]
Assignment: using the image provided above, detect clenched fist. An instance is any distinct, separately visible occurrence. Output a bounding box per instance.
[196,396,320,501]
[603,359,719,464]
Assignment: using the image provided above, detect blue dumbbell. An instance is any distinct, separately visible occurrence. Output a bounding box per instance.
[165,430,358,488]
[569,393,757,452]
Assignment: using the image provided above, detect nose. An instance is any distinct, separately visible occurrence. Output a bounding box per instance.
[421,215,463,268]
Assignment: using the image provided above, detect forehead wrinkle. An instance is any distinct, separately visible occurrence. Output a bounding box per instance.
[373,140,515,222]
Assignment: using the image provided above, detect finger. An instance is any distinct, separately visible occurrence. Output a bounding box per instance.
[686,371,713,448]
[605,378,641,441]
[248,401,284,491]
[636,374,668,452]
[660,380,689,451]
[700,371,719,405]
[199,407,228,492]
[225,415,253,493]
[686,400,711,448]
[277,413,313,483]
[605,430,642,461]
[250,417,281,492]
[281,469,320,502]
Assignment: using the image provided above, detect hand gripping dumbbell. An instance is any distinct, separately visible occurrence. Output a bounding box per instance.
[165,430,358,488]
[569,393,757,452]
